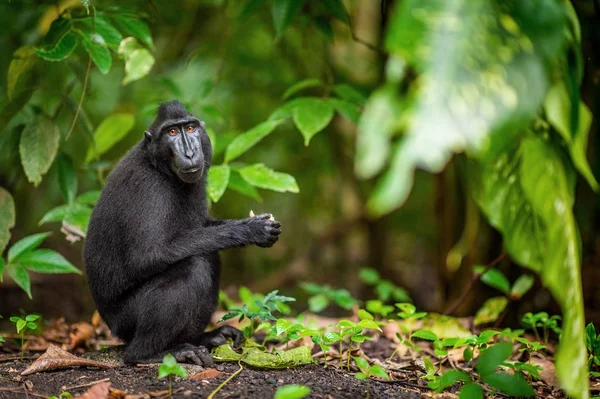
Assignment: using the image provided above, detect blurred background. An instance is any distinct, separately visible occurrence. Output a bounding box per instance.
[0,0,599,329]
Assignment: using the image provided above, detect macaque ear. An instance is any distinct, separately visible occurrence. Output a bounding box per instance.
[144,131,152,141]
[200,121,206,129]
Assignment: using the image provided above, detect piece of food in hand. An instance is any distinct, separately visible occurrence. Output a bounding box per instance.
[249,210,275,221]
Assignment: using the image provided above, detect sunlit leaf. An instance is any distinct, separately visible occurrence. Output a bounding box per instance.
[473,296,508,326]
[225,120,282,162]
[19,115,60,186]
[85,113,135,163]
[8,232,51,263]
[0,187,16,253]
[6,263,31,299]
[509,275,534,299]
[328,98,361,124]
[19,249,81,275]
[291,98,334,145]
[39,203,93,232]
[8,46,38,100]
[411,330,438,341]
[474,266,511,294]
[239,164,299,193]
[207,164,230,203]
[122,48,154,85]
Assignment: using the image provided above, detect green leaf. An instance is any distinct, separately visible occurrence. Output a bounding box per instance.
[56,154,77,204]
[586,323,597,352]
[458,383,484,399]
[26,322,37,329]
[274,384,311,399]
[39,203,92,231]
[308,294,329,313]
[358,309,374,321]
[353,356,369,371]
[25,314,39,322]
[369,364,390,380]
[6,263,31,299]
[79,16,123,47]
[8,232,51,263]
[510,275,535,299]
[19,115,60,186]
[75,191,102,206]
[482,372,535,397]
[85,113,135,163]
[291,98,335,145]
[354,372,368,380]
[476,342,512,376]
[359,268,380,284]
[429,370,470,392]
[473,266,511,294]
[18,249,81,275]
[9,317,21,323]
[78,31,112,74]
[225,120,282,162]
[271,0,306,36]
[207,165,230,203]
[122,48,155,85]
[35,31,78,61]
[227,171,262,201]
[0,187,16,253]
[357,319,380,331]
[328,98,361,124]
[333,84,367,106]
[283,79,323,100]
[7,46,37,100]
[112,15,154,49]
[411,330,438,341]
[473,296,509,326]
[16,319,26,333]
[464,347,473,362]
[239,164,299,193]
[322,0,348,23]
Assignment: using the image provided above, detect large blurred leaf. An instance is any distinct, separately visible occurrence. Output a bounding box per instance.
[19,115,60,186]
[35,31,78,61]
[6,263,31,299]
[239,164,299,193]
[271,0,306,36]
[322,0,348,24]
[0,187,16,253]
[283,78,322,100]
[112,15,154,49]
[39,203,93,232]
[8,232,51,263]
[228,171,262,201]
[474,296,508,326]
[474,266,510,294]
[291,98,334,145]
[7,46,38,100]
[366,0,567,215]
[118,37,154,85]
[56,154,77,204]
[85,113,135,163]
[470,134,588,398]
[225,120,282,162]
[207,165,230,203]
[18,249,81,275]
[327,98,361,124]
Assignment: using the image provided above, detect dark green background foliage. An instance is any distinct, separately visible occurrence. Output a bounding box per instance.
[1,1,600,397]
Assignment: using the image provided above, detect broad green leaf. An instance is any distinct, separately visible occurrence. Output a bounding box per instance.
[79,16,123,47]
[354,372,368,380]
[476,342,512,376]
[35,31,77,61]
[228,171,262,201]
[359,268,380,284]
[25,314,39,322]
[353,356,369,371]
[333,84,367,106]
[122,49,154,85]
[291,98,334,145]
[283,78,322,100]
[85,113,135,163]
[56,154,77,204]
[459,383,484,399]
[308,294,329,313]
[8,232,51,263]
[78,32,112,74]
[473,296,508,326]
[112,15,154,49]
[239,164,299,193]
[328,98,361,124]
[39,203,93,231]
[369,364,390,380]
[19,115,60,186]
[6,263,31,299]
[75,190,102,206]
[322,0,348,23]
[510,274,534,299]
[368,0,568,215]
[26,322,37,330]
[16,319,26,333]
[207,165,230,203]
[429,369,470,392]
[358,309,374,321]
[411,330,438,341]
[117,37,140,58]
[0,187,16,253]
[474,266,511,294]
[18,249,81,274]
[586,323,596,352]
[482,372,535,397]
[7,46,37,100]
[271,0,306,36]
[274,384,311,399]
[358,319,380,330]
[225,120,282,162]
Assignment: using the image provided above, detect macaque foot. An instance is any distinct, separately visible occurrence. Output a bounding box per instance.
[199,325,244,349]
[166,343,214,366]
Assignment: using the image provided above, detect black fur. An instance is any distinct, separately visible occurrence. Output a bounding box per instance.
[84,100,281,365]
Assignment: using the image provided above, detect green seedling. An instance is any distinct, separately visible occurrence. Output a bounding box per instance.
[267,319,305,348]
[522,312,561,345]
[158,354,188,398]
[516,337,546,355]
[219,290,295,339]
[388,303,428,361]
[353,356,390,399]
[304,329,341,366]
[9,314,40,359]
[48,392,73,399]
[274,384,311,399]
[365,300,395,319]
[586,322,600,375]
[337,310,381,370]
[419,357,437,383]
[396,303,427,321]
[507,361,543,381]
[299,282,357,313]
[359,268,411,303]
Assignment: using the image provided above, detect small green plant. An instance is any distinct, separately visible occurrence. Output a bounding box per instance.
[388,303,428,360]
[586,322,600,376]
[48,392,73,399]
[9,314,40,359]
[274,384,311,399]
[365,300,395,319]
[337,310,381,370]
[522,312,562,344]
[219,290,295,339]
[158,354,188,398]
[299,282,357,313]
[267,319,305,348]
[359,268,411,303]
[353,356,390,399]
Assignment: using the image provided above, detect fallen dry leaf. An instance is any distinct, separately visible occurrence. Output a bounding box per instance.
[70,322,95,350]
[74,381,110,399]
[421,393,458,399]
[21,344,116,376]
[189,368,221,380]
[531,355,559,387]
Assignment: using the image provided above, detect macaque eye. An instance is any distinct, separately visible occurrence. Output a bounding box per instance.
[168,128,177,136]
[186,125,196,133]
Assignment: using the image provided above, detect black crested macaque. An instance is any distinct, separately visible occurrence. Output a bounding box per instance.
[84,100,281,365]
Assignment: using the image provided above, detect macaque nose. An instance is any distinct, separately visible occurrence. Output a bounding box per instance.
[185,149,195,160]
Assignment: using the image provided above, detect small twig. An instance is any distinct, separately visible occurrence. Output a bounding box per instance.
[207,361,243,399]
[0,387,46,398]
[62,377,110,392]
[346,13,384,54]
[0,355,37,362]
[444,252,507,315]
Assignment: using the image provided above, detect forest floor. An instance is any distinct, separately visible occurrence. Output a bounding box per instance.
[0,314,589,399]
